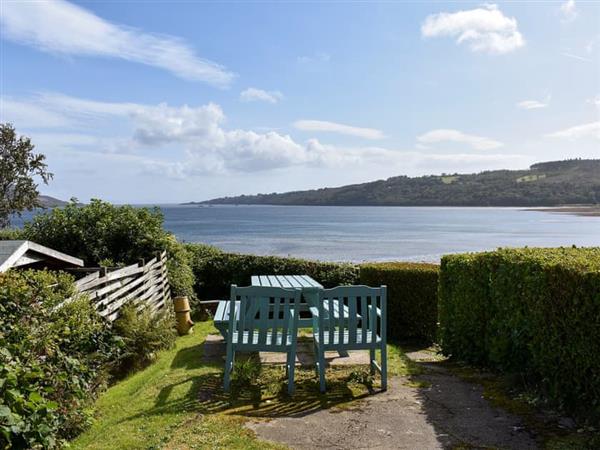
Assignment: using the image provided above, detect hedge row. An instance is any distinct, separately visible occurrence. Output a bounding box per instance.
[185,243,359,299]
[186,243,439,342]
[439,247,600,419]
[360,262,439,342]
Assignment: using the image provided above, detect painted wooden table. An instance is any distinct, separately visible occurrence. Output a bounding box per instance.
[251,275,323,328]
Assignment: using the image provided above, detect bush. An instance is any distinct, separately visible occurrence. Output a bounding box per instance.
[186,245,358,299]
[111,304,177,377]
[0,270,118,449]
[0,228,23,240]
[359,262,439,343]
[439,247,600,420]
[21,199,196,303]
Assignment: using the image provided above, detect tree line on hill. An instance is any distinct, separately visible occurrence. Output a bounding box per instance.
[198,159,600,207]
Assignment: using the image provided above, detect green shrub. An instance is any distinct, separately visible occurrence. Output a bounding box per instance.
[186,246,358,299]
[111,304,177,377]
[0,270,118,448]
[21,199,196,304]
[0,228,23,240]
[439,247,600,421]
[359,262,439,343]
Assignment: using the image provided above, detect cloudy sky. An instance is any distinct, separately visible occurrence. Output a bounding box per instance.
[1,0,599,203]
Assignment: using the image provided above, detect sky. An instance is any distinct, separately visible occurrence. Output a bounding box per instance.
[1,0,599,204]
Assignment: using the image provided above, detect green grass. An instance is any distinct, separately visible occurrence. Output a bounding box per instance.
[441,176,459,184]
[72,321,414,450]
[516,174,546,183]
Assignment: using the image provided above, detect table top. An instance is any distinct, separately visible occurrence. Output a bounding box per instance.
[251,274,323,290]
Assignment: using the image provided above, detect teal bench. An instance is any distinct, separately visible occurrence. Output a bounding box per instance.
[312,285,387,392]
[223,285,301,395]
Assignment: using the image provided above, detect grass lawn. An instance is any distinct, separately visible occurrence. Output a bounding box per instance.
[72,321,417,450]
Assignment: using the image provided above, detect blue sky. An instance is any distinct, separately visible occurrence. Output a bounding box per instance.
[1,0,599,203]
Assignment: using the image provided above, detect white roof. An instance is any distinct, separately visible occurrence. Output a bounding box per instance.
[0,240,84,272]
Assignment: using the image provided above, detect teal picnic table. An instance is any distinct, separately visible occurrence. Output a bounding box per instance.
[213,274,322,338]
[214,274,352,356]
[250,275,322,327]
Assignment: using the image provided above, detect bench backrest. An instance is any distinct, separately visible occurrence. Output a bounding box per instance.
[316,285,387,348]
[229,285,301,350]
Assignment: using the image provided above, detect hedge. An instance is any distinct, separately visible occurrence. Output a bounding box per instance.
[187,244,439,343]
[439,247,600,420]
[359,262,439,343]
[186,243,359,299]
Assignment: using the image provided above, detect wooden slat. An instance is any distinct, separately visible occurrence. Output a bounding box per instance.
[66,252,170,322]
[267,275,281,287]
[276,275,294,288]
[291,275,312,288]
[74,271,100,288]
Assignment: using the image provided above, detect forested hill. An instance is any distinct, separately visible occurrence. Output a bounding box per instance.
[199,159,600,207]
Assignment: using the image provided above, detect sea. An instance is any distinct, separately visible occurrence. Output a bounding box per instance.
[12,205,600,262]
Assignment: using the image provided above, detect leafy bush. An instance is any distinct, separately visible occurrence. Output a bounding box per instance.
[359,262,439,343]
[21,199,196,302]
[0,228,23,241]
[111,304,176,377]
[439,247,600,420]
[186,244,358,299]
[0,270,118,449]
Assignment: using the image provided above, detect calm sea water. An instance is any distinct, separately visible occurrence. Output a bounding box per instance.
[14,205,598,262]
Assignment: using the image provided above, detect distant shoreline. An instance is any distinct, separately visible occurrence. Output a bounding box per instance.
[524,206,600,217]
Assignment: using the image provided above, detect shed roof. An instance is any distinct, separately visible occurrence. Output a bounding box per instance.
[0,240,84,272]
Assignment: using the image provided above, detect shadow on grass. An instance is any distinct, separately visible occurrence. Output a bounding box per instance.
[123,343,378,427]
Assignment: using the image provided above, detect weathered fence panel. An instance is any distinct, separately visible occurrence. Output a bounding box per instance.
[71,251,170,321]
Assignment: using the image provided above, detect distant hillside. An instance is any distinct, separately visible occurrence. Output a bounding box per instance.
[37,195,68,207]
[197,159,600,207]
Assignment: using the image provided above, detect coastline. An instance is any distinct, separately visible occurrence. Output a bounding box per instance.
[524,206,600,217]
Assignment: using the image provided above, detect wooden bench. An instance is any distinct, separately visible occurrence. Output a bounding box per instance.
[213,300,239,340]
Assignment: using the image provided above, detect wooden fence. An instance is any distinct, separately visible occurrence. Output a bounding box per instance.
[70,251,170,322]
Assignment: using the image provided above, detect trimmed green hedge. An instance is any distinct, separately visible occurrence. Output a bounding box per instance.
[186,243,359,299]
[360,262,439,342]
[439,247,600,419]
[187,244,439,343]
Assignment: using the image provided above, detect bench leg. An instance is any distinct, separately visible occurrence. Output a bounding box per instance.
[316,345,326,393]
[287,350,296,395]
[380,344,387,391]
[224,343,235,392]
[369,348,376,375]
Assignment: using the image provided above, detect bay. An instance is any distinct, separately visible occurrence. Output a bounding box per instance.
[12,205,600,262]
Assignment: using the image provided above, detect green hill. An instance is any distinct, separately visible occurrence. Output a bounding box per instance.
[198,159,600,207]
[37,195,68,207]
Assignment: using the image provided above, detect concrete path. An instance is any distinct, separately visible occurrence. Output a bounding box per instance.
[246,370,537,450]
[204,335,539,449]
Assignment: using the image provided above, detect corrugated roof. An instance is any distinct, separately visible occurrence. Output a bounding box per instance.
[0,240,84,272]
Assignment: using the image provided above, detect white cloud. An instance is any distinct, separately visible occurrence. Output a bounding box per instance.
[417,129,503,150]
[4,93,531,182]
[545,121,600,140]
[516,99,549,110]
[560,52,592,62]
[587,96,600,107]
[560,0,578,22]
[297,52,331,64]
[421,4,524,54]
[0,0,234,87]
[293,120,385,140]
[1,98,72,128]
[240,88,284,104]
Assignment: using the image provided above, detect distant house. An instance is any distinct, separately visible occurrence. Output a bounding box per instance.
[0,240,84,273]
